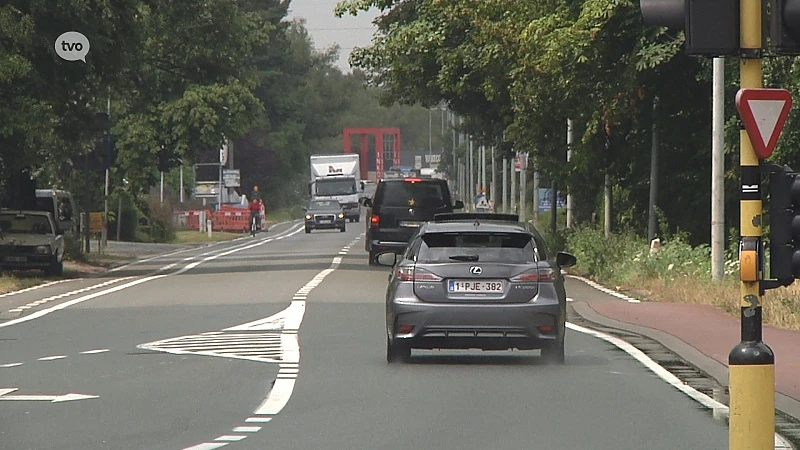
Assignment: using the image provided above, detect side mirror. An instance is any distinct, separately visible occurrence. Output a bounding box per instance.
[453,200,464,209]
[363,198,373,208]
[376,252,397,266]
[556,252,577,268]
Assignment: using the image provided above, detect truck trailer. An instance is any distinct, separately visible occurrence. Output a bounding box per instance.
[309,154,362,222]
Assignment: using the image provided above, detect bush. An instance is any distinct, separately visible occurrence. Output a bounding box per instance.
[63,234,87,263]
[140,193,176,243]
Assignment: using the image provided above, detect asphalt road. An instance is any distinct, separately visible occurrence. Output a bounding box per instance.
[0,220,730,449]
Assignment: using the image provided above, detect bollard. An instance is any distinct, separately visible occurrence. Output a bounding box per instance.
[207,220,212,239]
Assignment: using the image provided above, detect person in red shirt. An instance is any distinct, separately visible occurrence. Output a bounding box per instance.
[248,197,261,233]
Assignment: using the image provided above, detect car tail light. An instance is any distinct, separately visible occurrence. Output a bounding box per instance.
[398,324,415,333]
[396,267,414,281]
[413,268,443,282]
[370,214,379,227]
[404,178,422,182]
[510,268,557,282]
[396,267,443,282]
[538,325,554,334]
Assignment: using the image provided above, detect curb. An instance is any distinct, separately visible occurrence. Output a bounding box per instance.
[567,275,800,443]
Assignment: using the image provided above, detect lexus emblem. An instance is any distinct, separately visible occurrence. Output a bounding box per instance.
[470,266,482,275]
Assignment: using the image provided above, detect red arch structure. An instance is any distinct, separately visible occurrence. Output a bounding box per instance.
[343,127,401,181]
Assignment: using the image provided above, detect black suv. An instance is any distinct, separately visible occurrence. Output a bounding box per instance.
[363,176,464,264]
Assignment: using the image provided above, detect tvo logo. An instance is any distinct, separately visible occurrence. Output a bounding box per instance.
[55,31,90,62]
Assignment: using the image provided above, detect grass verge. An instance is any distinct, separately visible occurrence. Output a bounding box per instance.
[565,226,800,331]
[174,230,244,243]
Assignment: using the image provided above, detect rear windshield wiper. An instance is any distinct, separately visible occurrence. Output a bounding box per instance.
[449,254,479,261]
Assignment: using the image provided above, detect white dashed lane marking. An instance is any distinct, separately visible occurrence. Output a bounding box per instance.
[179,234,364,450]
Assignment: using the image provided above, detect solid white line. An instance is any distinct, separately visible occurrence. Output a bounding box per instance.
[215,435,247,442]
[182,443,228,450]
[80,349,110,354]
[0,275,165,329]
[245,417,272,423]
[37,355,67,361]
[566,322,794,449]
[567,275,642,303]
[567,322,728,414]
[0,363,23,368]
[232,426,261,433]
[281,333,300,364]
[254,379,296,415]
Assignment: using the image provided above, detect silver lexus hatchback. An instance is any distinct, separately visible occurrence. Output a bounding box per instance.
[378,213,577,364]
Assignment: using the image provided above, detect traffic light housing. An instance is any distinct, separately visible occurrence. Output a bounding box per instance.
[640,0,740,56]
[766,164,800,287]
[769,0,800,53]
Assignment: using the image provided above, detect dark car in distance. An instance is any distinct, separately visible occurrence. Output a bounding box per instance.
[304,200,346,233]
[377,213,577,364]
[363,175,463,264]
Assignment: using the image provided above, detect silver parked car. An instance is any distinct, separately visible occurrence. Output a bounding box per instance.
[377,213,576,364]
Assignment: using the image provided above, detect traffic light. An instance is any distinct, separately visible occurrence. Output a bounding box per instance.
[769,0,800,53]
[765,164,800,287]
[639,0,740,56]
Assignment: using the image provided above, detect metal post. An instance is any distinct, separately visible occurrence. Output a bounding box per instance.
[102,168,108,253]
[218,163,222,210]
[510,153,517,213]
[647,98,659,242]
[469,138,474,211]
[160,171,164,205]
[533,161,540,226]
[604,171,612,238]
[116,197,122,241]
[728,0,774,447]
[520,155,526,223]
[180,164,184,204]
[428,108,432,156]
[550,180,557,236]
[481,145,487,195]
[567,119,574,228]
[502,158,508,213]
[712,58,726,281]
[491,147,496,212]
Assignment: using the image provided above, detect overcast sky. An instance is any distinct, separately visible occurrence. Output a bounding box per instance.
[287,0,380,73]
[289,0,378,72]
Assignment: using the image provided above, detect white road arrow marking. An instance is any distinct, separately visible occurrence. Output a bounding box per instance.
[0,388,98,402]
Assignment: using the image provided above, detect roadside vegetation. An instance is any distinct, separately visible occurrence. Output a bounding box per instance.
[554,226,800,331]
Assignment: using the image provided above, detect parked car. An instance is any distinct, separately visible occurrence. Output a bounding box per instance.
[377,212,576,364]
[363,175,463,265]
[0,210,65,276]
[304,200,347,233]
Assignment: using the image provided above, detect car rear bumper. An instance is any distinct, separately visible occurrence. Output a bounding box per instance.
[0,254,54,269]
[370,239,408,254]
[306,219,345,230]
[389,301,563,350]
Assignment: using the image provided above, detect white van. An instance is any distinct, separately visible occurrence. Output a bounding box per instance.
[35,189,78,236]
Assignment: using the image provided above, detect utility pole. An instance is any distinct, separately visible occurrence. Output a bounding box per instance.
[566,119,574,228]
[491,147,496,212]
[712,58,726,281]
[502,157,508,213]
[510,153,516,214]
[102,92,110,253]
[519,153,526,223]
[647,98,659,242]
[533,159,540,226]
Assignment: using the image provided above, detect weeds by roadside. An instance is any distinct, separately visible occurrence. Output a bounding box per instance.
[564,226,800,331]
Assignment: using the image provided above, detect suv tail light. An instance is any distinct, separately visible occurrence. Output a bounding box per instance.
[404,178,422,182]
[396,267,443,282]
[510,268,557,283]
[413,268,443,282]
[370,214,380,227]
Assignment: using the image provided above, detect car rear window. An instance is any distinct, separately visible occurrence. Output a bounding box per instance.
[417,232,537,263]
[0,214,53,234]
[377,181,447,208]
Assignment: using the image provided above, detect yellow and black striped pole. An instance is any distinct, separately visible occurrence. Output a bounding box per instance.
[729,0,775,448]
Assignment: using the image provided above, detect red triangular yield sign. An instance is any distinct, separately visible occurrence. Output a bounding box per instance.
[735,88,793,159]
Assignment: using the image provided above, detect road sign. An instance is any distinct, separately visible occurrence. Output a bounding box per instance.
[735,88,793,159]
[219,143,228,165]
[223,169,240,187]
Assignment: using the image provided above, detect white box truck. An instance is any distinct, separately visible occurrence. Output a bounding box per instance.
[309,154,362,222]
